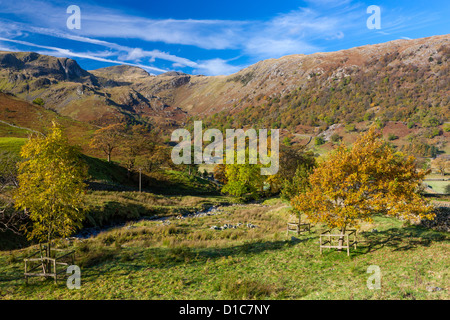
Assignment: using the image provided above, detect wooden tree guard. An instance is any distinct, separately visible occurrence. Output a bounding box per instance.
[287,212,311,235]
[24,244,75,284]
[319,229,357,256]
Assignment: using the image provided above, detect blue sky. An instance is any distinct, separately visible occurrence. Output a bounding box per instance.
[0,0,448,75]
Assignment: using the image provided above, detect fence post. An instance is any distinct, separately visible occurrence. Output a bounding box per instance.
[346,235,350,256]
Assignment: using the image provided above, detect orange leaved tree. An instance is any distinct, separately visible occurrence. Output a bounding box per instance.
[292,127,434,248]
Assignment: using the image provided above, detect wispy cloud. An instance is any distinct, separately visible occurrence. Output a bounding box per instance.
[0,37,168,73]
[194,58,243,76]
[0,0,444,76]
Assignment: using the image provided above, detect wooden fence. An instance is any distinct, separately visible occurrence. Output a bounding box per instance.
[24,246,75,284]
[319,230,357,256]
[286,213,311,235]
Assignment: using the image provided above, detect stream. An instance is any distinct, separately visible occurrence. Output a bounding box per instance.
[72,204,231,239]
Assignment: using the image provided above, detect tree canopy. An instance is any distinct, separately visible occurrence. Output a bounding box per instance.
[292,127,434,233]
[14,123,88,243]
[89,123,126,162]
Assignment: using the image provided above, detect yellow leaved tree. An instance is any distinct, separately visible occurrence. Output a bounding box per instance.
[292,127,434,247]
[14,123,88,256]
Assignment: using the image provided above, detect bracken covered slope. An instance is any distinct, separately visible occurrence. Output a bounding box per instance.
[0,34,448,131]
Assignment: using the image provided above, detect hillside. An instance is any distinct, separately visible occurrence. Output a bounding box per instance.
[0,35,449,302]
[0,93,98,150]
[0,35,447,130]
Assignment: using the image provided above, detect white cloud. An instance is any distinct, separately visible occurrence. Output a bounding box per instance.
[246,38,319,59]
[242,8,348,58]
[0,22,199,69]
[0,37,168,74]
[81,17,247,50]
[2,0,434,76]
[194,59,243,76]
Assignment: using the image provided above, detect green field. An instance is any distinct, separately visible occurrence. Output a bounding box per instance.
[0,198,448,300]
[0,123,31,138]
[425,180,449,194]
[0,124,448,300]
[0,137,27,154]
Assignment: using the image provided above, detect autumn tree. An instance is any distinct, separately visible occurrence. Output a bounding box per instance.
[293,127,434,248]
[221,132,279,199]
[431,157,450,176]
[280,166,312,201]
[268,145,315,195]
[90,123,126,162]
[213,164,227,184]
[139,145,173,173]
[14,123,88,257]
[120,124,157,177]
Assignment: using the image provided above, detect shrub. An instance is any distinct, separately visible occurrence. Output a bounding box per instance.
[345,124,357,132]
[443,123,450,132]
[387,133,398,141]
[32,98,44,106]
[423,117,440,128]
[331,134,342,143]
[363,112,374,121]
[282,137,292,146]
[423,128,441,139]
[314,136,325,146]
[375,119,386,129]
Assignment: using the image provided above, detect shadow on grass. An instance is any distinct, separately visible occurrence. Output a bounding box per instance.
[84,201,155,229]
[19,239,296,285]
[355,225,449,255]
[142,239,293,269]
[0,230,29,251]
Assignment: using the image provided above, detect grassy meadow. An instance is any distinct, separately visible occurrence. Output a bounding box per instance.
[0,123,448,301]
[0,137,27,154]
[0,198,448,300]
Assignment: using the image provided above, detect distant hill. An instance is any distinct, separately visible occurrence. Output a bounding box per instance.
[0,35,448,156]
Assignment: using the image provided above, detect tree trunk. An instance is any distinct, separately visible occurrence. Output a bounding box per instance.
[46,233,52,273]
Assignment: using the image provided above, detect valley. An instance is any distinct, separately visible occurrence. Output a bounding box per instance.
[0,34,448,301]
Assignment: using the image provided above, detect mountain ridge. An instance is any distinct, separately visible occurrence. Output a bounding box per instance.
[0,34,448,131]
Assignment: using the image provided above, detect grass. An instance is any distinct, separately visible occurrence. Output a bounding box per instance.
[84,191,236,228]
[0,123,31,138]
[0,93,97,153]
[153,170,219,195]
[0,137,27,154]
[83,155,130,185]
[0,198,448,300]
[425,181,449,194]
